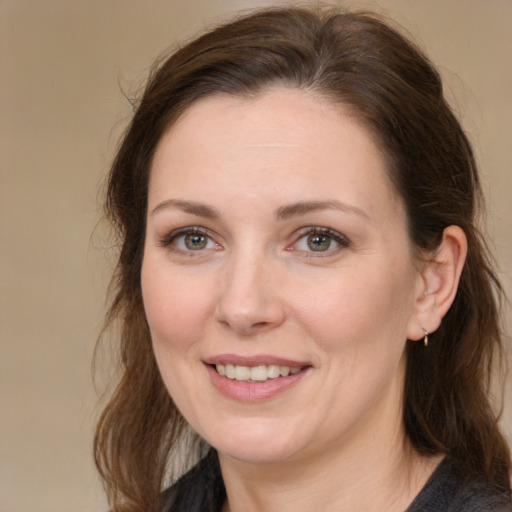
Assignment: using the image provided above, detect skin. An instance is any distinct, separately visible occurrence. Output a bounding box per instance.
[141,88,465,511]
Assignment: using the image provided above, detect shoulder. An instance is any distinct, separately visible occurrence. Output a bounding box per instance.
[159,450,225,512]
[407,457,512,512]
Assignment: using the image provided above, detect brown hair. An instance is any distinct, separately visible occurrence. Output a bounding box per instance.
[94,6,511,511]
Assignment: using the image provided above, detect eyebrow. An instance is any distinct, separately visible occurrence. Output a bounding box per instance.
[150,198,369,221]
[276,200,370,221]
[150,199,221,219]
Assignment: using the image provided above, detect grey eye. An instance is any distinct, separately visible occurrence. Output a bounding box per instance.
[306,233,332,251]
[184,233,208,250]
[168,230,218,251]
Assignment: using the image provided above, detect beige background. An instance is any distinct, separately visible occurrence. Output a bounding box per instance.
[1,1,511,511]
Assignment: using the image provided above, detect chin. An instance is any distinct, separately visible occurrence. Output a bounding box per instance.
[205,417,309,464]
[220,443,301,465]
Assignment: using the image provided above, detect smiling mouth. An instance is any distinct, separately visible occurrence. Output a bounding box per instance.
[214,364,304,383]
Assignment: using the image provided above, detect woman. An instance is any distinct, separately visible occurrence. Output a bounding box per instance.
[94,6,512,512]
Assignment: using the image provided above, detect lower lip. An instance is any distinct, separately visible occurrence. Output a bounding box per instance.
[206,364,310,402]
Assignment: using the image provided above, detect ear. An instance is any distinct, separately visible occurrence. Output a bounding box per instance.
[406,225,468,341]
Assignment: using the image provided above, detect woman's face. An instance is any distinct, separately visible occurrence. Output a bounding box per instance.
[142,89,424,465]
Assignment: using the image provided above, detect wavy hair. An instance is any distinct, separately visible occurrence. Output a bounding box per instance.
[94,7,511,511]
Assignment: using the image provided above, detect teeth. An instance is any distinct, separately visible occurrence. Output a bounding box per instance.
[226,364,235,379]
[251,365,268,381]
[215,363,303,382]
[280,366,290,377]
[267,365,281,378]
[235,366,251,381]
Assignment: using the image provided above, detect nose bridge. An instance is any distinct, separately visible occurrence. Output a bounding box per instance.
[216,244,285,334]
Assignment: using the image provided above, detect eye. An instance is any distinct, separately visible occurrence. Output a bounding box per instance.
[161,228,220,252]
[181,232,210,250]
[291,227,349,255]
[304,233,332,252]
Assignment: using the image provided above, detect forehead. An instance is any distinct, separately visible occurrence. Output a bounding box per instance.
[149,88,400,220]
[160,88,378,155]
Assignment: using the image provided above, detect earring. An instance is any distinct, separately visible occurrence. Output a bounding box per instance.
[423,329,429,347]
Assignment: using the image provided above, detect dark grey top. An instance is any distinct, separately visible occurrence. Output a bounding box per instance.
[406,457,511,511]
[161,451,511,511]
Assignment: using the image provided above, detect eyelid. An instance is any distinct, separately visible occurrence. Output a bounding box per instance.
[158,225,349,256]
[159,226,221,251]
[288,226,350,255]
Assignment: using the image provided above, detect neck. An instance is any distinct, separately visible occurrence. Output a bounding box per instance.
[219,425,440,512]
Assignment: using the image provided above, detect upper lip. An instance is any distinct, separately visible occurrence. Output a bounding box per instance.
[203,354,310,367]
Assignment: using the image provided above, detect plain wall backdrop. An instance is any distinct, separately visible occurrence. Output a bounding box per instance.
[1,1,511,511]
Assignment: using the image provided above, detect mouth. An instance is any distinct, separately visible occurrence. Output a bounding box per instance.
[204,356,311,401]
[213,363,304,382]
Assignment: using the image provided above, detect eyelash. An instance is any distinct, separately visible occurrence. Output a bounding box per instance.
[159,227,220,253]
[159,226,350,256]
[289,227,350,257]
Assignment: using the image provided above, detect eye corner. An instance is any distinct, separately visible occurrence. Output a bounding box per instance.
[288,226,351,257]
[158,226,222,254]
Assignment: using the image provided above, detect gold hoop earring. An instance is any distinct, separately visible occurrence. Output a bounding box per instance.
[423,329,429,347]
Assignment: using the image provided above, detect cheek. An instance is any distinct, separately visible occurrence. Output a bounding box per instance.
[141,258,215,416]
[291,261,416,356]
[141,257,213,351]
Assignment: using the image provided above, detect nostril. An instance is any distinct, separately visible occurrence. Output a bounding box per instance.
[215,288,286,334]
[217,317,272,336]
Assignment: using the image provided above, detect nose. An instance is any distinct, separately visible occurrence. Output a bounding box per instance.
[215,253,286,336]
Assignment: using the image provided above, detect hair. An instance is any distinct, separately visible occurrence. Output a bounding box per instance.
[94,6,511,511]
